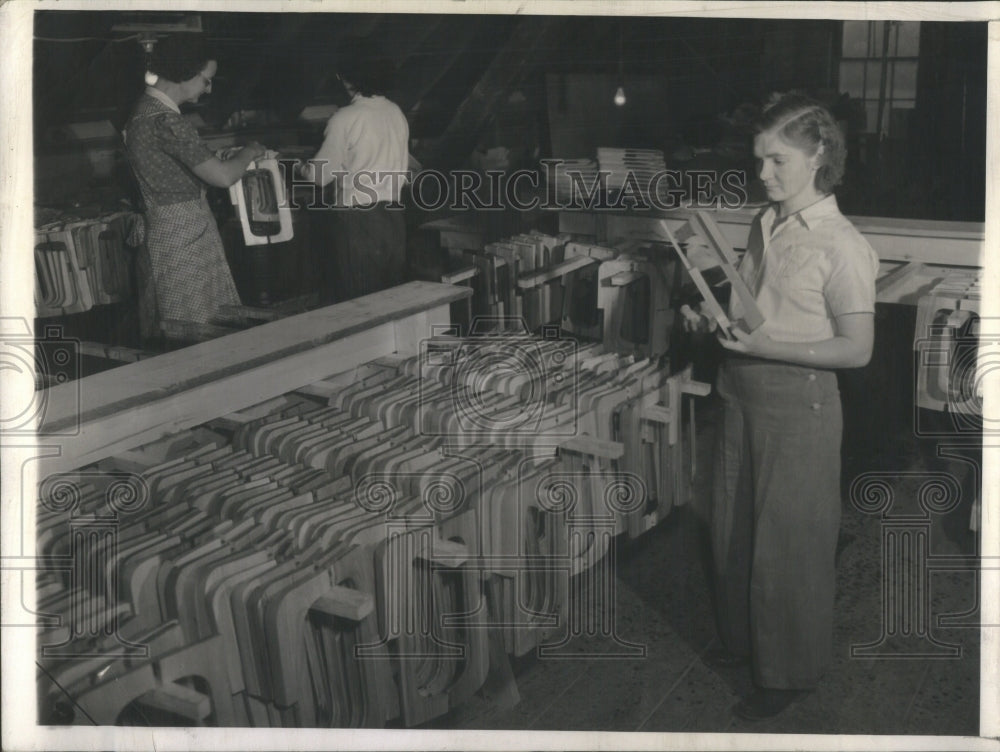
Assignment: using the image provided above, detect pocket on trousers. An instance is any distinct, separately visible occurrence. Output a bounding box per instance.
[803,371,840,419]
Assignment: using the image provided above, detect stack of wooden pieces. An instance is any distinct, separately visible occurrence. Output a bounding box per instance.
[481,231,568,331]
[597,147,667,207]
[547,158,601,206]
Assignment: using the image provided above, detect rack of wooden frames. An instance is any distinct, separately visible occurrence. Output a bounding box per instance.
[32,282,708,728]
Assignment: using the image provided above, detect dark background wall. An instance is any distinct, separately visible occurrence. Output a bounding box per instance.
[32,11,988,223]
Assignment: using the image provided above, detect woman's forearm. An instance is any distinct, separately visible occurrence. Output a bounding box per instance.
[722,313,875,369]
[216,146,261,185]
[754,335,871,369]
[193,143,265,188]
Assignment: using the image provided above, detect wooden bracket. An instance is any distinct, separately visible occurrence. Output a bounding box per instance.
[608,270,645,287]
[559,435,625,460]
[680,379,712,397]
[641,405,673,425]
[416,538,470,567]
[310,585,376,622]
[136,683,212,723]
[562,241,619,261]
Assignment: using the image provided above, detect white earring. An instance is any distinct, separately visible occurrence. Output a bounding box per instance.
[144,71,159,86]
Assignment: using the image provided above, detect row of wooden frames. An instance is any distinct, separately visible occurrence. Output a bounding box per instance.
[446,231,677,362]
[35,213,133,317]
[35,335,709,728]
[445,210,763,361]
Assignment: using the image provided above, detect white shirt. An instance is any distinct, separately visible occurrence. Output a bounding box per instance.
[310,94,410,206]
[731,194,879,343]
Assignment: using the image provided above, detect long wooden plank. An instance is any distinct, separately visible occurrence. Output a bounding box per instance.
[559,209,984,268]
[39,325,393,477]
[516,255,596,289]
[38,282,470,434]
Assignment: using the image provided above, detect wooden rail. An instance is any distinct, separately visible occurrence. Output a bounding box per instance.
[558,208,985,269]
[36,282,471,476]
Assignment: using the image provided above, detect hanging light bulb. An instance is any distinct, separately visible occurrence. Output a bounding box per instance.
[613,23,626,106]
[139,33,158,86]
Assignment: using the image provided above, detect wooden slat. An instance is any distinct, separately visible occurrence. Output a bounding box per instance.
[516,255,596,289]
[559,435,624,460]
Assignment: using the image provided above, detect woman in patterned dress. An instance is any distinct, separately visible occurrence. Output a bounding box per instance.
[124,35,266,331]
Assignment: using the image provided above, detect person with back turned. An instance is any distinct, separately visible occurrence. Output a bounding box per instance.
[296,50,410,304]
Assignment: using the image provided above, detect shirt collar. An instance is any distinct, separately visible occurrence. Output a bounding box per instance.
[763,193,839,232]
[145,86,180,114]
[796,193,839,230]
[350,93,386,104]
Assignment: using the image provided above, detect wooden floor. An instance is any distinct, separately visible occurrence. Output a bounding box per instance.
[423,401,982,736]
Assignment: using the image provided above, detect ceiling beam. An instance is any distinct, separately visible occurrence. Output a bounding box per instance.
[423,17,558,171]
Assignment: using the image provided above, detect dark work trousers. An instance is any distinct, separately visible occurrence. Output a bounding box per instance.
[711,356,843,690]
[320,202,407,304]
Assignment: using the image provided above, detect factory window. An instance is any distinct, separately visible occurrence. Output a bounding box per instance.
[838,21,919,138]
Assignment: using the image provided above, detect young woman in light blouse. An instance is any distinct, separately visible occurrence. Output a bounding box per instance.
[699,93,879,720]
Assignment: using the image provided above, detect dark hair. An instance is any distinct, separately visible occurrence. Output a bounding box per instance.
[336,43,395,97]
[149,34,212,84]
[755,92,846,193]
